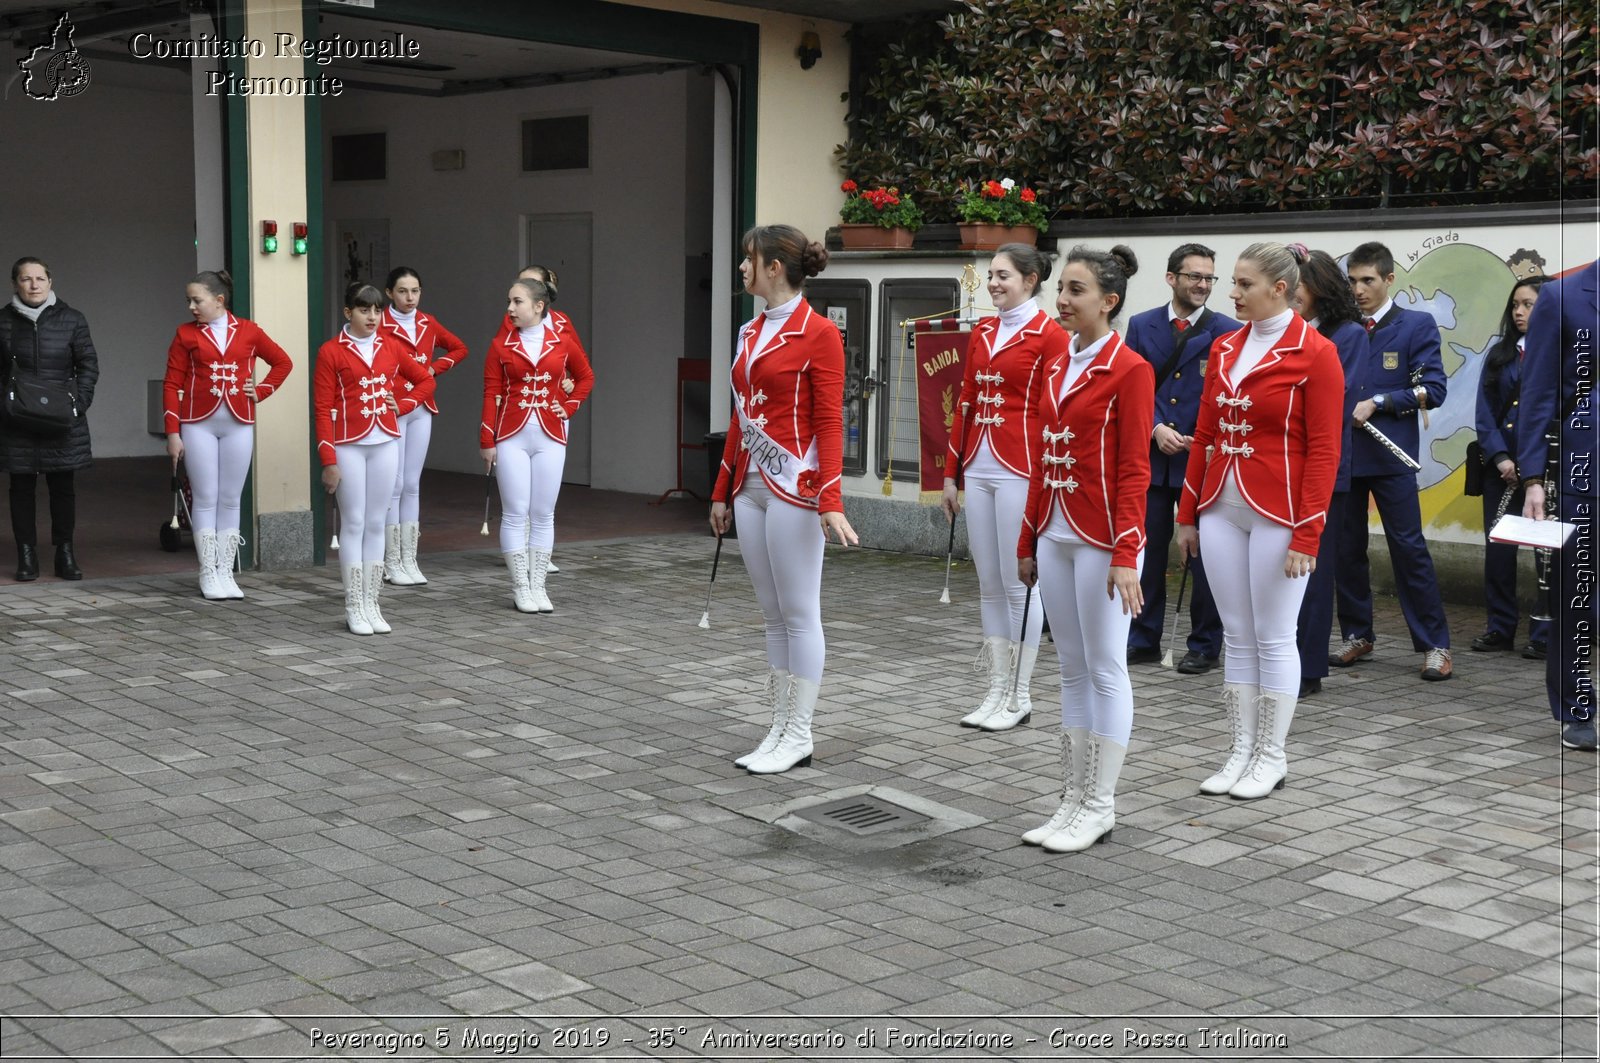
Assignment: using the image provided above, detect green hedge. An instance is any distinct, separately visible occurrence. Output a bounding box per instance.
[838,0,1596,219]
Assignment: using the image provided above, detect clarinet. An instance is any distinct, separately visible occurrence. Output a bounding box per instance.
[1531,427,1558,622]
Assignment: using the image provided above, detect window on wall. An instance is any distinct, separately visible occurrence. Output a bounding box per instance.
[522,115,590,172]
[331,133,386,182]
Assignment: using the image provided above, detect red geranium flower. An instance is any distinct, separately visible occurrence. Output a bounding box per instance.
[1020,188,1036,203]
[841,179,858,193]
[796,470,820,500]
[983,180,1006,199]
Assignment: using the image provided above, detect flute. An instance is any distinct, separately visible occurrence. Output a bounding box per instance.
[1361,420,1421,471]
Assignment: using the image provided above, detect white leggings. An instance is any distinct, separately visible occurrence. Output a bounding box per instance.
[1036,535,1138,744]
[181,409,253,534]
[734,478,825,684]
[386,407,433,525]
[1198,488,1308,694]
[335,441,399,565]
[496,421,566,554]
[965,473,1044,647]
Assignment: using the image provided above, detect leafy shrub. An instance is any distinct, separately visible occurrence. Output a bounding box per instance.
[838,0,1595,219]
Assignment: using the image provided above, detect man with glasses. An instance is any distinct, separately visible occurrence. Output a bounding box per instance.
[1126,243,1239,672]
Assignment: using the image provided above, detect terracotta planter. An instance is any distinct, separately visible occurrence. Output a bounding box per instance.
[838,224,916,250]
[957,223,1038,252]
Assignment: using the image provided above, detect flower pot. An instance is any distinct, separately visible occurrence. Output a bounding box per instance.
[839,224,916,250]
[957,223,1038,252]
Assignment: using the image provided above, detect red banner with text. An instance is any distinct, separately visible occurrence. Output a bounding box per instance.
[914,321,971,497]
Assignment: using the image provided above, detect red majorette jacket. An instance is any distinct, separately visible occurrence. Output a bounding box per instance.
[314,330,436,466]
[161,314,293,433]
[948,309,1067,478]
[712,299,846,513]
[381,308,468,415]
[479,319,594,447]
[1175,314,1346,554]
[1018,332,1155,568]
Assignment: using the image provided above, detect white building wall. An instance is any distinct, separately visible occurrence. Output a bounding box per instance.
[0,52,196,460]
[321,68,701,494]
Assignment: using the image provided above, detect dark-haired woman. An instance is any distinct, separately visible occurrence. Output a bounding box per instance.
[381,267,467,587]
[0,257,99,581]
[163,269,293,600]
[1017,245,1152,853]
[481,276,593,614]
[1177,243,1344,800]
[1472,276,1549,659]
[711,224,858,775]
[943,243,1068,732]
[316,283,434,635]
[1292,248,1369,695]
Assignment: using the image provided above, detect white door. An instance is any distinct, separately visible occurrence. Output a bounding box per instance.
[523,214,593,485]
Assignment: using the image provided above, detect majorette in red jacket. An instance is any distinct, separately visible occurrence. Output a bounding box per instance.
[948,308,1067,479]
[1018,331,1155,569]
[1175,314,1345,554]
[314,330,436,466]
[479,319,594,447]
[162,314,293,433]
[381,307,468,415]
[712,299,845,512]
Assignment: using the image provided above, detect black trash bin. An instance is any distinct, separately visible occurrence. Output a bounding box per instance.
[704,432,734,538]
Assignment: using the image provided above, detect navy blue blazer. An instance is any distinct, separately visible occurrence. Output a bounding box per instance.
[1125,305,1240,488]
[1350,304,1447,476]
[1519,260,1600,498]
[1322,318,1368,493]
[1475,341,1528,471]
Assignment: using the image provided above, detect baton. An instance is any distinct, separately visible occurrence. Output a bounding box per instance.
[940,402,971,604]
[698,534,724,629]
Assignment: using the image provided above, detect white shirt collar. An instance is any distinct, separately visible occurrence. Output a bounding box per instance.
[1367,298,1394,325]
[1167,304,1203,325]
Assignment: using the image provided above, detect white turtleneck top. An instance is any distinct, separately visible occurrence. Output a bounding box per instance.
[752,291,803,359]
[390,306,418,343]
[518,321,547,359]
[204,315,229,350]
[1228,308,1292,387]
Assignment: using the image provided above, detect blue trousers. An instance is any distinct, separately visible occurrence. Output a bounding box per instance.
[1296,490,1343,681]
[1337,473,1451,651]
[1482,476,1551,646]
[1545,490,1599,723]
[1129,484,1222,656]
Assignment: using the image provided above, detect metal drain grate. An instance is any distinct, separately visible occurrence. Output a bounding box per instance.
[793,795,930,836]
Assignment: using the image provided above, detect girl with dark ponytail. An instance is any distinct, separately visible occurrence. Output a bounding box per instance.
[379,266,469,587]
[1016,244,1153,854]
[162,269,293,600]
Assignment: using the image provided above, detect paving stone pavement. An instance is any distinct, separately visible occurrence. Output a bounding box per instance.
[0,535,1595,1061]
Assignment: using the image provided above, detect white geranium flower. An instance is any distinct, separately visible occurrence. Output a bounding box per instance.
[1000,177,1016,191]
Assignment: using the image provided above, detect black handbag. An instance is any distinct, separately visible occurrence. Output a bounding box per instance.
[1462,440,1485,497]
[3,347,78,436]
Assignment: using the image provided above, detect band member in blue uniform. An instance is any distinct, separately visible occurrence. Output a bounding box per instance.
[1520,259,1599,752]
[1335,242,1453,681]
[1125,243,1237,673]
[1472,276,1549,659]
[1292,249,1368,696]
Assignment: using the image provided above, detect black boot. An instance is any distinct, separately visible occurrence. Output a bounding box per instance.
[54,542,81,580]
[15,544,38,581]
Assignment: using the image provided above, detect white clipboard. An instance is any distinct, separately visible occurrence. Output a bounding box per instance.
[1489,514,1576,550]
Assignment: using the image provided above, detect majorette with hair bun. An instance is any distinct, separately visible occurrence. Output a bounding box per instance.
[1177,241,1344,804]
[480,275,593,617]
[163,268,293,602]
[711,224,858,777]
[316,281,435,637]
[943,243,1069,735]
[379,266,468,588]
[1016,243,1153,856]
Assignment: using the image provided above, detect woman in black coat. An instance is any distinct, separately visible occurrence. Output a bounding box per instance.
[0,257,99,580]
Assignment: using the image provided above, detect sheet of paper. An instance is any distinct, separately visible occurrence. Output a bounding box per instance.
[1489,514,1577,549]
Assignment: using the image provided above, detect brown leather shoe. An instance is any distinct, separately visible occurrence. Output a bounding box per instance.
[1330,636,1374,667]
[1421,647,1453,681]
